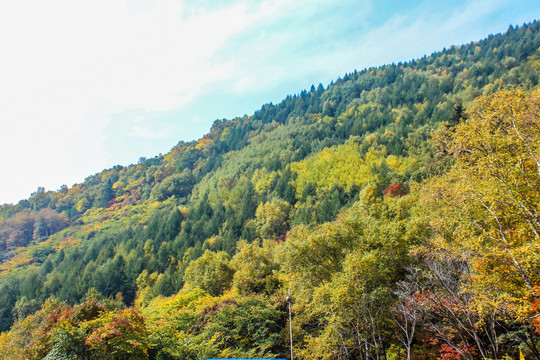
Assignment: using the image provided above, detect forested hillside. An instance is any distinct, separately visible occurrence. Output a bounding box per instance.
[0,21,539,359]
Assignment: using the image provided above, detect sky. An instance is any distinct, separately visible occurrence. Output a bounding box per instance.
[0,0,539,205]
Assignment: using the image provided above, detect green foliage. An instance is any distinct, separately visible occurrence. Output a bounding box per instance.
[140,287,287,360]
[230,240,281,295]
[0,290,133,360]
[183,250,234,296]
[278,191,426,358]
[199,297,284,358]
[150,169,194,202]
[0,21,540,358]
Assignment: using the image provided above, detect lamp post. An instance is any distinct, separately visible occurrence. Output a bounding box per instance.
[286,289,293,360]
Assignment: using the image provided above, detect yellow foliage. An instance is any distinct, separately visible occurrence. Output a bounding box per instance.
[422,88,540,319]
[67,184,83,196]
[291,141,415,198]
[55,236,81,251]
[220,127,231,141]
[112,180,125,190]
[252,168,276,195]
[195,136,212,150]
[75,198,90,213]
[255,200,290,239]
[365,133,376,144]
[0,332,14,360]
[0,253,32,275]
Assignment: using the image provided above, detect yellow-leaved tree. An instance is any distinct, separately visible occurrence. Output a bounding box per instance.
[423,87,540,320]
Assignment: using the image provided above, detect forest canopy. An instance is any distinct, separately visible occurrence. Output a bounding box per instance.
[0,20,540,359]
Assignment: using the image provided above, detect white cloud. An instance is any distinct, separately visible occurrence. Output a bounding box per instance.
[0,0,538,204]
[0,0,274,203]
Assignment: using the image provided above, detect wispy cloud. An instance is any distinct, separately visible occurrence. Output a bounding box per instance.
[0,0,539,204]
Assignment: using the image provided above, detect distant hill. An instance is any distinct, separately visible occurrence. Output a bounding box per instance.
[0,20,539,360]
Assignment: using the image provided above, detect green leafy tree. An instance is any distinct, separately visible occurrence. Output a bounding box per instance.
[150,169,195,201]
[255,200,290,239]
[279,190,424,359]
[75,198,90,213]
[230,240,280,295]
[184,250,234,296]
[199,297,285,359]
[95,178,115,208]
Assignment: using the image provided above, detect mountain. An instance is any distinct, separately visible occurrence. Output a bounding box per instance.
[0,21,539,359]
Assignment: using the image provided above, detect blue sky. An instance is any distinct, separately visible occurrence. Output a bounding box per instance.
[0,0,539,205]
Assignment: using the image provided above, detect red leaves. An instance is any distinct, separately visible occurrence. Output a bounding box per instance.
[383,183,408,197]
[276,230,288,243]
[529,286,540,334]
[438,342,478,359]
[84,308,149,357]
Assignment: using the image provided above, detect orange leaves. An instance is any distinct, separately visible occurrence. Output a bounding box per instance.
[55,236,80,251]
[529,286,540,334]
[438,342,478,360]
[195,136,212,150]
[383,183,408,197]
[0,293,150,360]
[84,308,149,358]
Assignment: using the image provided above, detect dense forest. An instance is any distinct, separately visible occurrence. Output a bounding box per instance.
[0,21,539,359]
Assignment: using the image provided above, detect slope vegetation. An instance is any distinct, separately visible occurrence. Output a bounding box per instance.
[0,21,539,359]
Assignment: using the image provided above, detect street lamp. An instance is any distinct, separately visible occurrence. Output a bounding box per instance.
[286,289,293,360]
